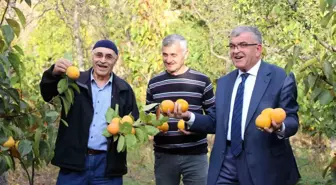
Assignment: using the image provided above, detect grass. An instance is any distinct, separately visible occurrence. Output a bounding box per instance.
[6,132,334,185]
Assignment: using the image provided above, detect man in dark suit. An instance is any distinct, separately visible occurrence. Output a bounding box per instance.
[169,26,300,185]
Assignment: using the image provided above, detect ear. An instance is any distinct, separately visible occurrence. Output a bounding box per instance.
[256,45,263,57]
[184,49,189,60]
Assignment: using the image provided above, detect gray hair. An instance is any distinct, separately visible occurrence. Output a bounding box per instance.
[162,34,187,53]
[230,26,262,44]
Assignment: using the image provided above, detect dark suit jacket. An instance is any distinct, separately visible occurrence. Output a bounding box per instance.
[191,61,300,185]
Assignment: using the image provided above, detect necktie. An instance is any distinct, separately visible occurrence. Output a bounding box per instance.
[231,73,249,157]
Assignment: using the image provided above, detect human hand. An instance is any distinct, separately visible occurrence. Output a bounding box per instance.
[178,129,194,135]
[52,59,72,76]
[264,120,283,134]
[166,102,191,121]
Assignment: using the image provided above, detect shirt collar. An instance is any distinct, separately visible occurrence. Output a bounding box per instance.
[91,70,113,84]
[238,59,261,77]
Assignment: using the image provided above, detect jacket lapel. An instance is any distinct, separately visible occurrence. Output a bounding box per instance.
[245,61,271,129]
[222,70,238,129]
[76,68,93,99]
[110,74,128,112]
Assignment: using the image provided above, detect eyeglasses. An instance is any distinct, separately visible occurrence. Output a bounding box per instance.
[93,52,116,61]
[227,43,259,50]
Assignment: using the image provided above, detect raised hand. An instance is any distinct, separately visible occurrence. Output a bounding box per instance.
[52,59,72,76]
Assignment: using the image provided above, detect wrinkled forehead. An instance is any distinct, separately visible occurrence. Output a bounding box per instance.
[92,47,117,55]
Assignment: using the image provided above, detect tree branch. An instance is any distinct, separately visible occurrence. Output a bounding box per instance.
[191,0,228,61]
[31,158,35,185]
[312,34,336,52]
[55,0,72,28]
[26,8,54,27]
[0,0,10,25]
[209,42,229,60]
[19,157,32,185]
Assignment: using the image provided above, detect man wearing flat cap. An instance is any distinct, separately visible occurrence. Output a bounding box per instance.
[40,39,139,185]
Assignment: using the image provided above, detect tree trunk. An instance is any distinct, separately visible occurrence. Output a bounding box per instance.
[73,0,84,70]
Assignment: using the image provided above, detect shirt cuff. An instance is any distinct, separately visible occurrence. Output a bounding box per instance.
[276,122,286,139]
[186,112,195,129]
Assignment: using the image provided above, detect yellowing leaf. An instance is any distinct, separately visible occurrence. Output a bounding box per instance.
[6,19,20,37]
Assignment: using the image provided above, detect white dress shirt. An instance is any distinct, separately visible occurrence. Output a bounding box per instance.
[227,60,260,140]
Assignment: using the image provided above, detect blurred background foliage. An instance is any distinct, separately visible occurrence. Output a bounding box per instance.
[0,0,335,184]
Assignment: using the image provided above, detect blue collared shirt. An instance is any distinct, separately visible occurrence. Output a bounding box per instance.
[87,72,113,151]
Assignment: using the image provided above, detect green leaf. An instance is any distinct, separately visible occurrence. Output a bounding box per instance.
[0,135,7,145]
[299,58,318,72]
[308,73,318,89]
[8,52,21,79]
[33,128,42,158]
[18,140,32,157]
[303,78,310,95]
[119,123,132,134]
[45,110,59,122]
[60,119,69,127]
[63,52,73,61]
[39,140,50,161]
[0,156,9,176]
[327,0,336,9]
[114,104,119,117]
[323,61,333,80]
[102,129,112,137]
[105,107,114,123]
[0,39,5,52]
[311,87,322,101]
[3,155,13,170]
[70,83,80,94]
[145,125,160,136]
[5,88,20,104]
[13,45,24,56]
[13,7,26,27]
[25,0,32,7]
[285,60,294,75]
[1,25,14,45]
[293,45,300,58]
[10,75,19,85]
[280,44,293,52]
[320,0,327,12]
[318,90,334,105]
[60,96,70,116]
[125,134,137,149]
[140,111,152,124]
[159,115,169,123]
[113,135,119,142]
[321,12,333,27]
[57,79,68,94]
[0,55,9,67]
[117,135,125,152]
[144,103,159,112]
[135,128,145,143]
[6,19,20,37]
[64,88,74,105]
[151,119,161,127]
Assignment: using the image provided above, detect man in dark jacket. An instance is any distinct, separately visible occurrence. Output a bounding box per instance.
[40,39,139,185]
